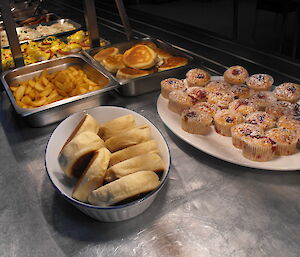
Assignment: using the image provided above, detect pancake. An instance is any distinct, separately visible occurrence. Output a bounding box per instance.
[122,45,157,69]
[155,48,172,65]
[93,47,119,62]
[101,54,125,73]
[158,56,188,71]
[134,41,158,50]
[116,67,151,80]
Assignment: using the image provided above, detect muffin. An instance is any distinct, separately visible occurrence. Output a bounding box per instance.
[160,78,185,99]
[192,102,221,116]
[230,84,253,99]
[205,80,231,93]
[228,99,259,117]
[277,115,300,133]
[231,123,264,149]
[265,101,295,120]
[244,111,276,131]
[207,91,235,109]
[266,128,298,155]
[246,74,274,91]
[185,86,207,103]
[213,109,244,136]
[241,134,276,162]
[181,107,213,135]
[273,82,300,103]
[249,91,277,110]
[293,100,300,116]
[223,65,249,85]
[186,68,211,87]
[168,90,194,114]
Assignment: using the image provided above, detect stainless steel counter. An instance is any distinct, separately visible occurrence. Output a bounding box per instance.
[1,2,300,256]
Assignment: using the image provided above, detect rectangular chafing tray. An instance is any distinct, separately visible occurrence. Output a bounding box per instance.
[83,37,194,96]
[1,54,119,127]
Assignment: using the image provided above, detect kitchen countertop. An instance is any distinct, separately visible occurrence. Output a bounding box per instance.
[0,1,299,257]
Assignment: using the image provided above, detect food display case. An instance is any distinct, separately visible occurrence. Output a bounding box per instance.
[0,0,299,257]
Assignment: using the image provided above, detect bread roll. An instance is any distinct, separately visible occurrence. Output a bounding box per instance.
[88,170,160,206]
[105,125,151,152]
[72,148,111,202]
[109,140,158,167]
[58,131,105,178]
[98,114,136,140]
[105,152,164,182]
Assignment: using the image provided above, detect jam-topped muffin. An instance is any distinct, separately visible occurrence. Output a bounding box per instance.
[214,109,244,136]
[277,115,300,133]
[293,100,300,116]
[228,99,259,117]
[160,78,185,99]
[265,101,295,120]
[205,80,231,93]
[246,74,274,91]
[249,91,277,110]
[168,90,193,114]
[186,68,211,87]
[231,123,264,149]
[192,102,221,116]
[273,82,300,103]
[207,91,235,109]
[266,128,298,156]
[223,65,249,85]
[244,111,276,131]
[230,84,253,99]
[185,86,207,103]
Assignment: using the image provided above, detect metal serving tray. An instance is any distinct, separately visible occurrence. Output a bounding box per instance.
[84,37,194,96]
[1,54,119,127]
[16,13,60,27]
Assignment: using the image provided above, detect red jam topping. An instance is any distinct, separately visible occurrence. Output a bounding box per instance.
[232,69,241,76]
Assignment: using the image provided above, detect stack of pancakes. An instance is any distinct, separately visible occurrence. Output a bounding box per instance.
[93,41,188,80]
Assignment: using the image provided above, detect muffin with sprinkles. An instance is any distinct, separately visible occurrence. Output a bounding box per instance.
[186,68,211,87]
[160,78,185,99]
[181,107,213,135]
[244,111,276,131]
[185,86,207,103]
[241,134,276,162]
[265,101,295,120]
[213,109,244,136]
[228,99,259,117]
[223,65,249,85]
[246,74,274,91]
[207,91,235,109]
[230,84,253,99]
[249,91,277,110]
[168,90,193,114]
[293,100,300,116]
[231,123,264,149]
[205,80,231,93]
[277,115,300,133]
[273,82,300,103]
[192,102,221,116]
[266,128,298,155]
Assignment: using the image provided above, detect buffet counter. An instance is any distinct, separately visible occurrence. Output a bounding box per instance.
[0,1,299,257]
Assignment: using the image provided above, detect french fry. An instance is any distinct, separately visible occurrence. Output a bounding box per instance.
[31,96,47,107]
[25,85,32,95]
[21,95,33,105]
[10,86,18,92]
[40,87,53,97]
[34,82,45,92]
[15,84,26,101]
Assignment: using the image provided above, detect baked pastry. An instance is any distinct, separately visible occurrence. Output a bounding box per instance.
[186,68,211,87]
[72,147,111,202]
[98,114,136,141]
[230,84,253,99]
[244,111,276,131]
[266,128,298,155]
[105,125,151,152]
[105,152,164,182]
[223,66,249,85]
[277,115,300,132]
[273,82,300,103]
[207,91,235,109]
[101,54,125,73]
[228,99,258,116]
[213,109,244,136]
[192,102,221,116]
[181,107,213,135]
[88,170,160,207]
[134,41,157,50]
[123,45,157,69]
[241,134,276,162]
[116,67,151,80]
[265,101,295,120]
[249,91,277,110]
[109,140,158,167]
[205,80,231,93]
[58,131,105,178]
[93,47,119,62]
[246,74,274,91]
[185,86,207,103]
[158,57,188,71]
[155,48,172,65]
[293,100,300,116]
[168,90,193,114]
[160,78,185,99]
[231,123,264,149]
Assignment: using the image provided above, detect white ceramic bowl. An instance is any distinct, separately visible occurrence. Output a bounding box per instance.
[45,106,171,222]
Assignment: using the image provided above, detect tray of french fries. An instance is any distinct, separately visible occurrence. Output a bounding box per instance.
[1,54,119,126]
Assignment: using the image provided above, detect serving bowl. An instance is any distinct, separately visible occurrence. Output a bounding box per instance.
[45,106,171,222]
